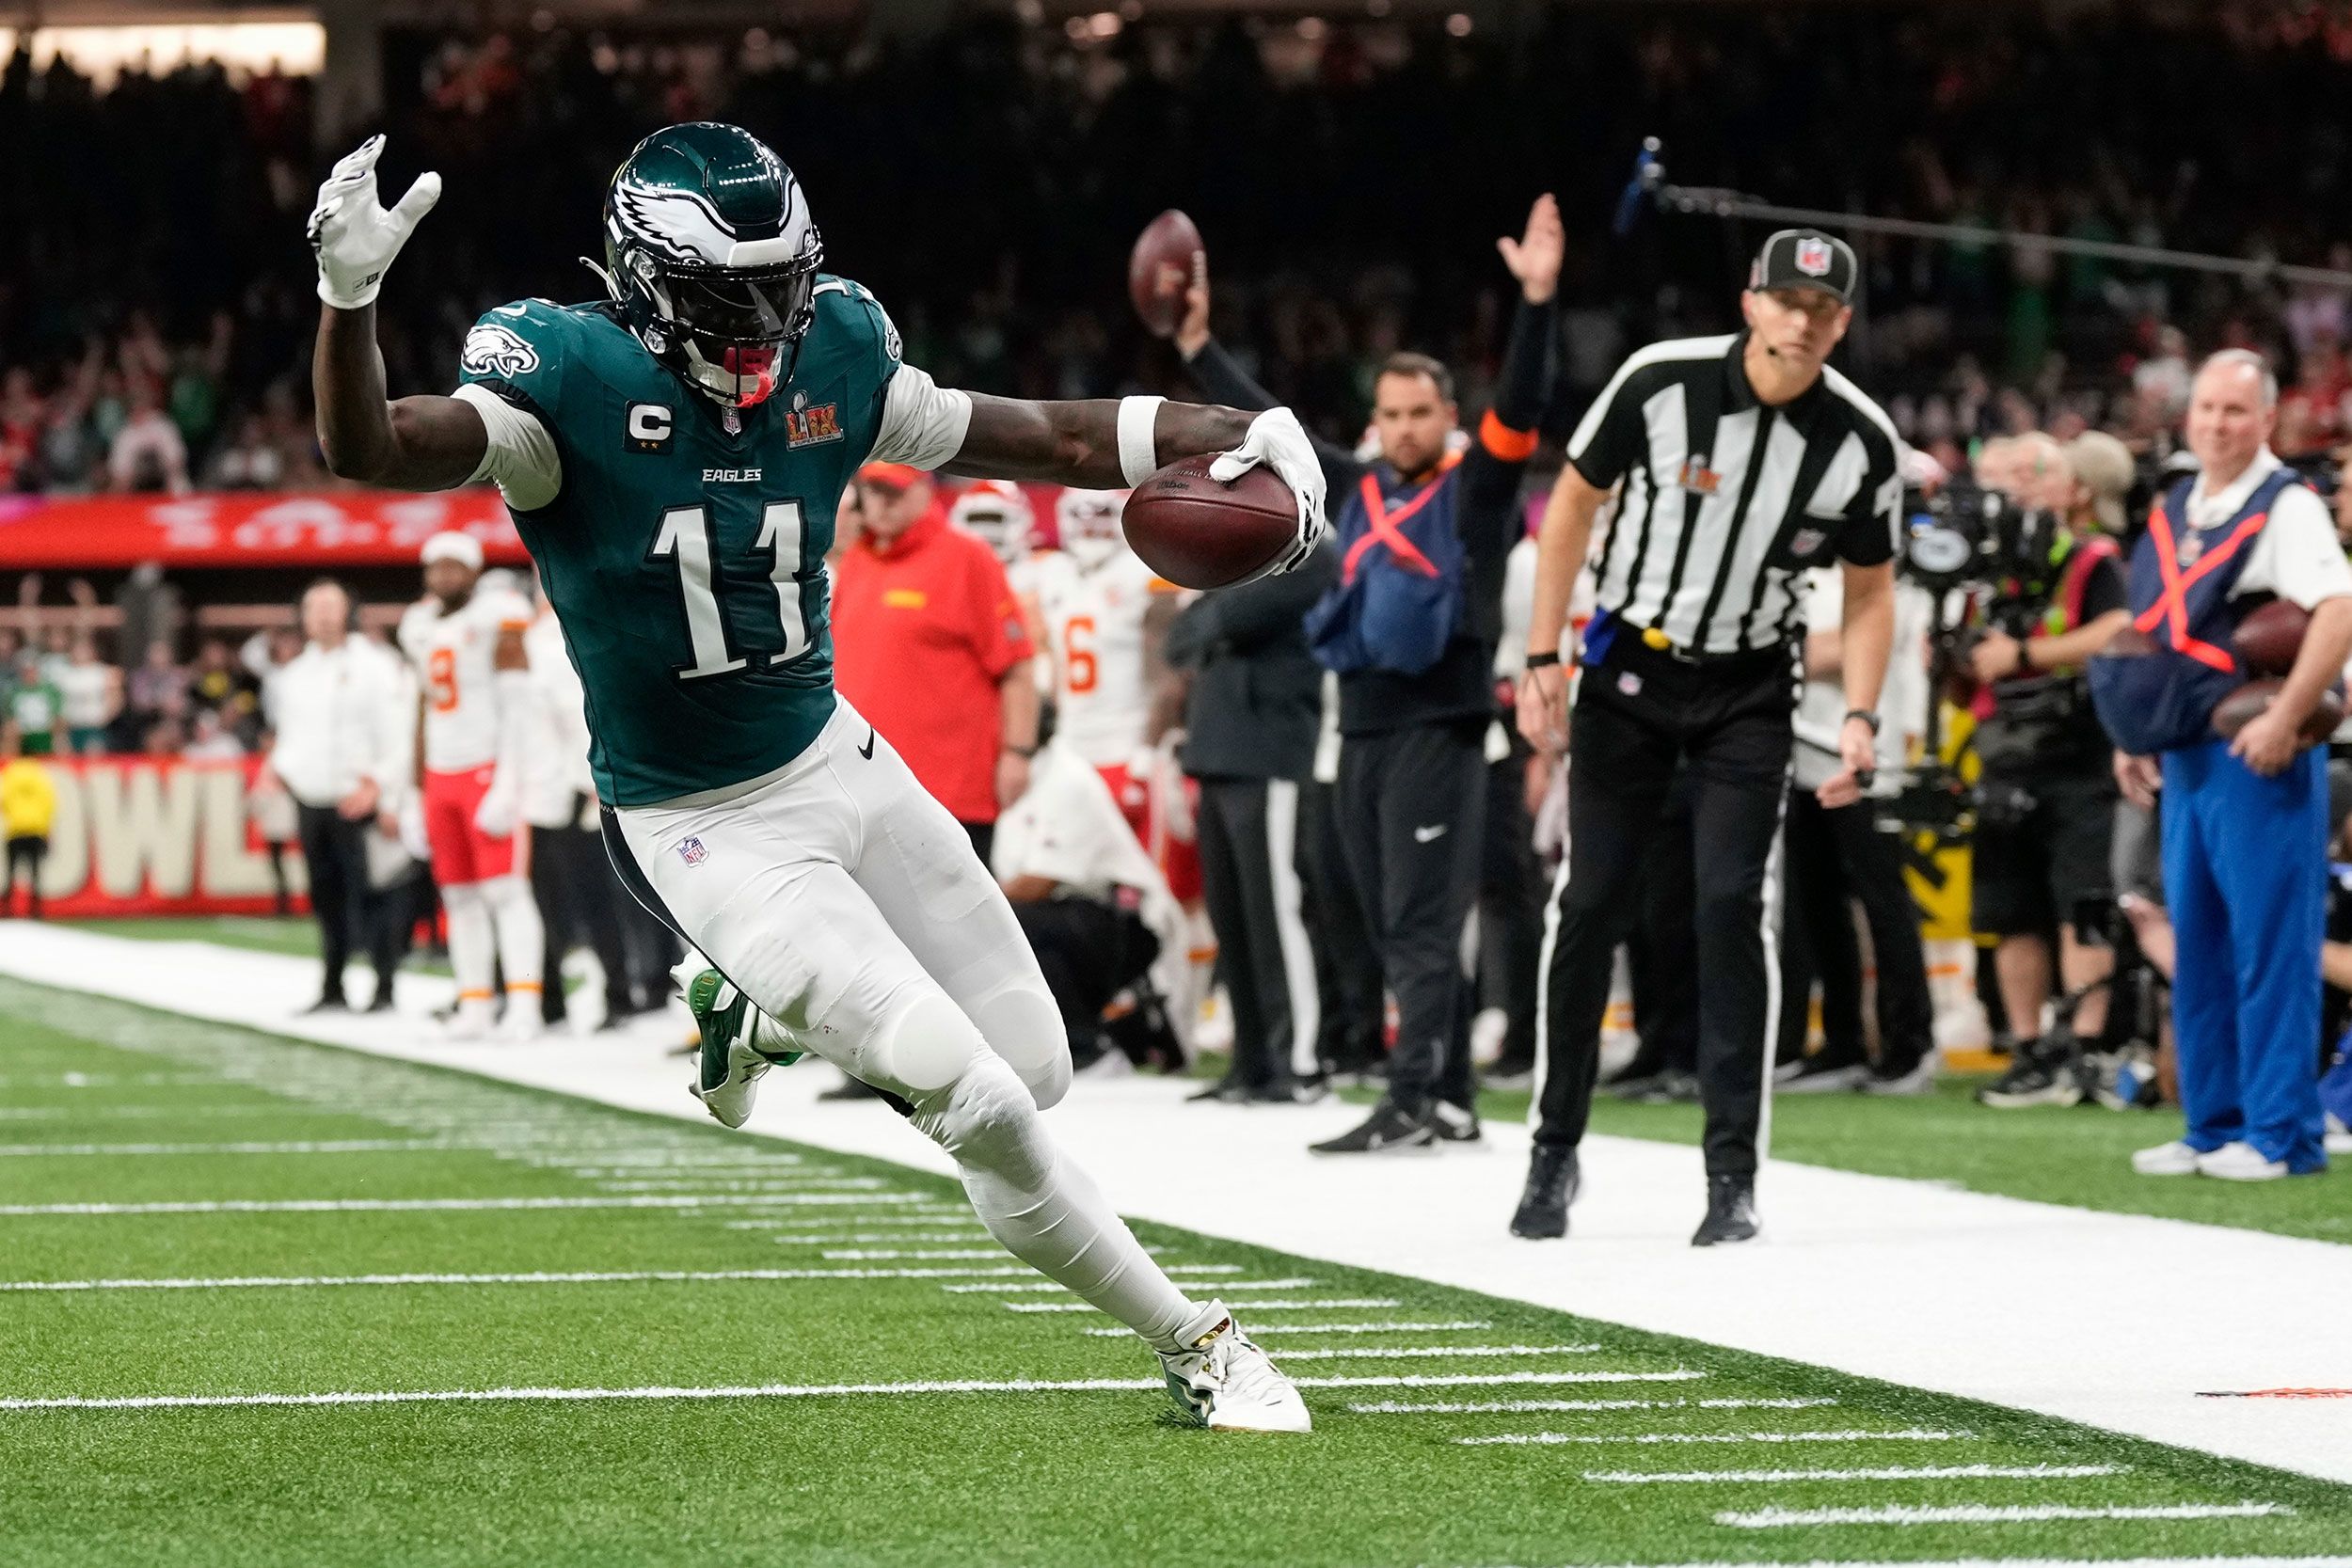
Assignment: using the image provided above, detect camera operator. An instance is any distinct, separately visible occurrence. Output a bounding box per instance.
[1968,434,2134,1107]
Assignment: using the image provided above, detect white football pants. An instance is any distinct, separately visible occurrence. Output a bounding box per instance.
[612,697,1208,1352]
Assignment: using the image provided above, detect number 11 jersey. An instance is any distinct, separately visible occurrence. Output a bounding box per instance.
[453,277,964,806]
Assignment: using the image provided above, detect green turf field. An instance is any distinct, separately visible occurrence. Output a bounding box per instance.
[3,975,2349,1567]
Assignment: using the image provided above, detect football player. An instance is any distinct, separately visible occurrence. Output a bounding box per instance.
[948,479,1050,689]
[395,531,546,1039]
[308,125,1323,1432]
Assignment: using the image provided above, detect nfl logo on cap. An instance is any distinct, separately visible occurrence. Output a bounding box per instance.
[1795,237,1834,277]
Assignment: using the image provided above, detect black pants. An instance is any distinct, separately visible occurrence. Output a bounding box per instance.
[1013,896,1159,1063]
[532,813,637,1024]
[1300,777,1383,1075]
[1479,746,1545,1075]
[1197,776,1318,1090]
[5,835,45,918]
[960,820,995,866]
[1621,772,1702,1078]
[294,802,397,1006]
[1338,720,1485,1114]
[1780,790,1934,1073]
[1535,643,1794,1178]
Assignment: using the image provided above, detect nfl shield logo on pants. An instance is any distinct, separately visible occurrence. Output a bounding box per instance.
[1795,238,1834,277]
[677,835,709,866]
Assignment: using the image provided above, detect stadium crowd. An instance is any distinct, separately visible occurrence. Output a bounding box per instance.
[7,0,2352,1170]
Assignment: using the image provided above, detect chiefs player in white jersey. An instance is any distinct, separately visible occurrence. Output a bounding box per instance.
[950,480,1049,683]
[396,531,546,1038]
[1031,488,1199,899]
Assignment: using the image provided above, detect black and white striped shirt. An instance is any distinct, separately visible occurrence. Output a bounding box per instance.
[1568,331,1901,657]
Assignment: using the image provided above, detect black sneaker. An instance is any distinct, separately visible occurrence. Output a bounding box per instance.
[1510,1146,1580,1239]
[1774,1057,1867,1095]
[1242,1080,1327,1105]
[1309,1099,1436,1155]
[1976,1037,2086,1108]
[1430,1100,1482,1143]
[1187,1077,1251,1104]
[1692,1175,1759,1246]
[300,994,348,1015]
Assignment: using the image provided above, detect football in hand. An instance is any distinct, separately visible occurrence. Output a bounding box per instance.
[1128,209,1203,338]
[1121,454,1299,590]
[2232,598,2310,677]
[2212,677,2344,744]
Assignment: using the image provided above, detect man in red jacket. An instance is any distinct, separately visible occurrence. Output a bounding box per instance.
[833,461,1041,863]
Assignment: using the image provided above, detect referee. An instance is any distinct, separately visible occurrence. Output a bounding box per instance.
[1514,230,1899,1245]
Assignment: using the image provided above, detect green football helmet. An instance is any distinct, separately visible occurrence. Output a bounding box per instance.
[598,122,823,408]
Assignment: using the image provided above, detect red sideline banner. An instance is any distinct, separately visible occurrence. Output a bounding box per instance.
[0,489,527,569]
[8,755,305,918]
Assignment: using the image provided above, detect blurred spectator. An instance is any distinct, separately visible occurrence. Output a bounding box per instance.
[246,734,299,917]
[107,380,192,494]
[56,634,119,754]
[4,649,66,755]
[114,563,183,665]
[187,637,262,744]
[1,721,56,918]
[183,708,246,760]
[125,640,189,735]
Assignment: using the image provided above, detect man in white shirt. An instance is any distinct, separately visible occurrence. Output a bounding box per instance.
[993,736,1185,1071]
[263,578,410,1012]
[2110,350,2352,1181]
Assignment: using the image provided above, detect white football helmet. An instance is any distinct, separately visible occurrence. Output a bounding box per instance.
[1057,487,1129,568]
[950,480,1036,567]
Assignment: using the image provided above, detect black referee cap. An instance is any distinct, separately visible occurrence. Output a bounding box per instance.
[1749,228,1858,305]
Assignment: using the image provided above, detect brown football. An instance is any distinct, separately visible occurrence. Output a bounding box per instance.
[2212,677,2344,744]
[2232,598,2310,677]
[1121,453,1299,590]
[1127,209,1203,338]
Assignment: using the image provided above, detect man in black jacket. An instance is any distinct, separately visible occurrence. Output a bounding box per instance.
[1168,544,1339,1103]
[1161,196,1562,1151]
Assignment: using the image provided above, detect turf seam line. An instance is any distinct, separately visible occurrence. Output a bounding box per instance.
[1456,1428,1964,1446]
[1347,1397,1834,1414]
[1014,1297,1402,1313]
[1583,1463,2124,1482]
[1081,1320,1490,1337]
[0,1194,936,1215]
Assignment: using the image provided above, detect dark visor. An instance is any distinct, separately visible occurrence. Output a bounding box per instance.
[665,266,816,349]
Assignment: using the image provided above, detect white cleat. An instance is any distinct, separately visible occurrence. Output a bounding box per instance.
[501,1007,546,1043]
[444,1003,497,1042]
[2197,1141,2289,1181]
[1158,1303,1311,1433]
[2130,1139,2202,1176]
[2327,1113,2351,1156]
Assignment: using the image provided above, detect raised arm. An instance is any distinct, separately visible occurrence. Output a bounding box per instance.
[307,137,486,489]
[1169,252,1363,495]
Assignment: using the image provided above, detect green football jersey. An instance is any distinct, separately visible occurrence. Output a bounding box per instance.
[457,277,900,806]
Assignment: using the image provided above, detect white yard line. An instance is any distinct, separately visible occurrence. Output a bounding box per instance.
[0,1266,1102,1292]
[1420,1559,2352,1568]
[941,1272,1259,1293]
[8,927,2352,1483]
[1585,1463,2122,1483]
[1350,1397,1831,1415]
[1081,1320,1488,1337]
[1009,1297,1401,1314]
[0,1139,464,1157]
[0,1369,1705,1412]
[1717,1502,2293,1528]
[1458,1429,1963,1447]
[1272,1344,1598,1361]
[0,1193,930,1216]
[819,1247,1152,1261]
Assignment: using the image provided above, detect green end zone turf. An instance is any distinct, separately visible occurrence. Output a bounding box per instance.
[2,976,2347,1568]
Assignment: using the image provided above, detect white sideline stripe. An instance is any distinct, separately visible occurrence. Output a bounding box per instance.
[1010,1297,1404,1314]
[1081,1320,1488,1338]
[0,1266,1084,1292]
[0,1139,459,1157]
[1458,1428,1963,1446]
[0,1193,930,1215]
[591,1179,886,1192]
[1588,1464,2123,1483]
[1274,1344,1598,1362]
[1350,1397,1831,1415]
[0,1105,296,1120]
[821,1247,1161,1261]
[1718,1503,2291,1528]
[941,1270,1256,1292]
[727,1212,968,1230]
[768,1233,990,1245]
[0,1369,1704,1411]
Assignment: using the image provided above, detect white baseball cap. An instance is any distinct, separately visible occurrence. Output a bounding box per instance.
[421,531,485,571]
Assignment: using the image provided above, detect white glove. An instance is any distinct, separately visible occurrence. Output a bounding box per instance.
[1209,407,1327,575]
[308,135,441,309]
[474,774,519,840]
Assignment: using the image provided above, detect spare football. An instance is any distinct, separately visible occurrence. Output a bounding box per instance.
[1128,209,1203,338]
[2232,598,2310,677]
[2212,678,2344,744]
[1122,454,1298,590]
